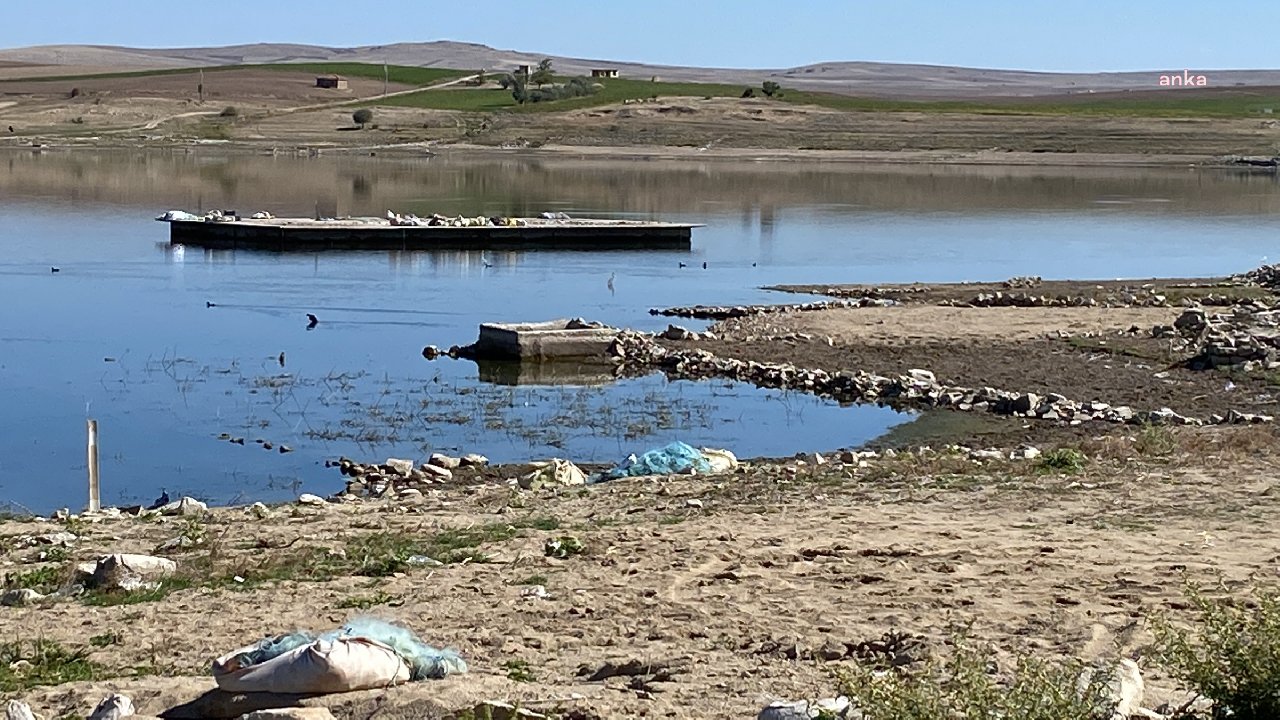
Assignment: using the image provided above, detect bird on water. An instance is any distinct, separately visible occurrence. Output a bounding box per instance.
[206,301,216,308]
[278,352,285,367]
[50,267,60,273]
[306,314,319,329]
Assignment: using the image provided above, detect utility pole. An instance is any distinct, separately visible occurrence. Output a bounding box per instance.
[198,68,204,103]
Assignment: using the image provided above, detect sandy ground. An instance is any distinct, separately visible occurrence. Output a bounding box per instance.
[4,441,1280,718]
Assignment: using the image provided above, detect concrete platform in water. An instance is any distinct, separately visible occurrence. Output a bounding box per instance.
[166,216,698,251]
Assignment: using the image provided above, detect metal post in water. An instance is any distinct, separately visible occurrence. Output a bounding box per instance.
[87,419,100,512]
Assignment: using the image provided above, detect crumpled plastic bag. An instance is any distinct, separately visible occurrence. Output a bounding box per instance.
[605,441,738,479]
[520,459,586,489]
[212,619,466,694]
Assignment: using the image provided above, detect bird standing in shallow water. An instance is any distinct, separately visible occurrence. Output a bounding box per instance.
[702,261,707,270]
[607,272,615,294]
[278,352,285,367]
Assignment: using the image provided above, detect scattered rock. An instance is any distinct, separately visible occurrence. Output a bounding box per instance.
[88,693,136,720]
[460,453,489,467]
[89,553,177,592]
[652,297,892,320]
[428,453,461,470]
[384,458,415,476]
[237,709,338,720]
[0,588,44,607]
[520,459,586,489]
[3,700,36,720]
[297,493,327,506]
[758,696,853,720]
[420,463,453,481]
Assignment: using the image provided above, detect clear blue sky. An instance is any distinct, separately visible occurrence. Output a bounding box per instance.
[3,0,1276,72]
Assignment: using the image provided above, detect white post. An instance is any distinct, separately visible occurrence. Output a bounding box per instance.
[87,419,100,512]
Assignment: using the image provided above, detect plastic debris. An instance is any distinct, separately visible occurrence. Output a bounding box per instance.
[605,441,738,479]
[520,459,586,490]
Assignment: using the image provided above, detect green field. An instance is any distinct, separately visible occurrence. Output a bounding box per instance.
[1,62,467,86]
[375,77,748,112]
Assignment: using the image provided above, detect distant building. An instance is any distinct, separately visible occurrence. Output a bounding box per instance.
[514,65,532,82]
[591,68,619,78]
[315,75,349,90]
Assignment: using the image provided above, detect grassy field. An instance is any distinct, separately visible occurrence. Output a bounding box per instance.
[1,62,467,86]
[375,76,748,112]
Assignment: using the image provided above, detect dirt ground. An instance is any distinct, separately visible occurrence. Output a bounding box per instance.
[1,87,1278,161]
[4,437,1280,719]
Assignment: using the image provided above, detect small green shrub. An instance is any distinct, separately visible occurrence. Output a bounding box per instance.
[504,659,537,683]
[1152,582,1280,720]
[836,637,1117,720]
[3,564,65,595]
[1036,448,1087,474]
[1135,423,1177,456]
[0,639,103,691]
[352,108,373,127]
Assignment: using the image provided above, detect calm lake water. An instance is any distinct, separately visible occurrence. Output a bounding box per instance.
[2,150,1278,512]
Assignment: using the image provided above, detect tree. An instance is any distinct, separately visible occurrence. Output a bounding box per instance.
[531,58,554,87]
[352,108,373,128]
[762,81,781,97]
[741,88,755,98]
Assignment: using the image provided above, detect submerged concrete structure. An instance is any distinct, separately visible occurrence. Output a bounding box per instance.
[471,320,620,360]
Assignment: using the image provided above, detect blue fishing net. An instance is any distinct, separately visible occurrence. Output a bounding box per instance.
[606,441,712,479]
[233,618,467,680]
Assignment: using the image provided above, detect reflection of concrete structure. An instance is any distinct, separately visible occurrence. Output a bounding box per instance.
[475,358,620,386]
[315,75,349,89]
[472,320,619,360]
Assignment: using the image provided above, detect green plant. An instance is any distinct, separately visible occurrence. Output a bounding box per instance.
[1036,448,1087,474]
[504,659,537,683]
[82,577,194,606]
[89,632,120,648]
[1135,424,1178,456]
[762,81,782,97]
[531,58,553,87]
[3,564,65,594]
[1152,581,1280,719]
[0,639,103,691]
[511,574,549,586]
[336,590,400,609]
[836,637,1118,720]
[544,535,584,558]
[352,108,373,128]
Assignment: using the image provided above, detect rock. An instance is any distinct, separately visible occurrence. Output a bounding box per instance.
[804,452,827,466]
[969,449,1003,461]
[237,710,337,720]
[159,497,208,516]
[460,453,489,467]
[1078,658,1143,720]
[758,696,853,720]
[384,458,415,476]
[428,453,461,470]
[31,531,77,546]
[4,700,36,720]
[1011,446,1041,460]
[661,324,696,341]
[398,488,423,499]
[685,499,704,509]
[248,502,271,519]
[1012,393,1039,414]
[89,693,136,720]
[469,702,545,720]
[420,464,453,481]
[0,588,43,607]
[297,493,327,506]
[90,553,177,592]
[906,368,936,384]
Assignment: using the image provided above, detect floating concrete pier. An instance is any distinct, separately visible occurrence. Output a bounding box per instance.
[166,217,697,251]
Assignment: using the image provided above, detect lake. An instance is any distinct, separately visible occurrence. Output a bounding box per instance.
[1,150,1277,512]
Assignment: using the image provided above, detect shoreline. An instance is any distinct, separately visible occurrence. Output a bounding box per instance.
[0,136,1265,169]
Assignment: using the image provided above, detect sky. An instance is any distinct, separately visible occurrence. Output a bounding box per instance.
[1,0,1277,72]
